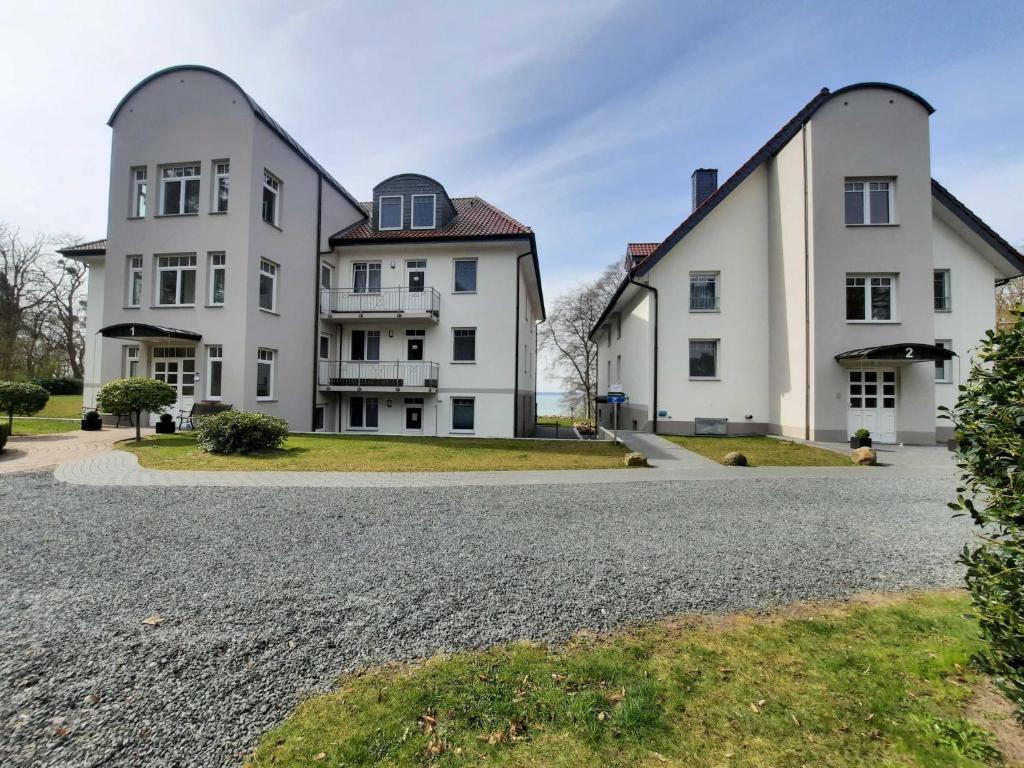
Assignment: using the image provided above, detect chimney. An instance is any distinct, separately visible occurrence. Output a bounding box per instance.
[691,168,718,211]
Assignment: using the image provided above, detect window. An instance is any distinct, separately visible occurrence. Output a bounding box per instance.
[351,330,380,361]
[259,259,278,312]
[256,348,275,399]
[127,256,143,306]
[453,259,477,293]
[453,328,476,362]
[352,262,381,293]
[689,339,719,379]
[844,179,893,225]
[934,269,951,311]
[208,252,226,305]
[616,354,621,381]
[689,271,720,311]
[206,345,223,400]
[935,340,953,383]
[319,334,331,361]
[160,164,200,215]
[130,167,147,217]
[616,313,621,339]
[846,274,895,321]
[379,195,402,230]
[156,254,197,305]
[411,194,436,228]
[123,346,140,377]
[212,160,229,213]
[320,262,333,291]
[262,171,280,226]
[452,397,475,432]
[313,405,325,432]
[349,395,379,429]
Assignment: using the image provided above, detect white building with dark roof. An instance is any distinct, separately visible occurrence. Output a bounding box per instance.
[590,83,1023,445]
[64,66,544,437]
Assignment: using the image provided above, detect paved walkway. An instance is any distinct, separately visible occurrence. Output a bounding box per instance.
[615,430,720,469]
[0,427,144,474]
[54,442,956,488]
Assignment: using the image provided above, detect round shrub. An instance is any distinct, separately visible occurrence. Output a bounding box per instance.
[31,377,84,395]
[81,410,102,432]
[195,411,289,455]
[96,378,177,442]
[0,381,50,431]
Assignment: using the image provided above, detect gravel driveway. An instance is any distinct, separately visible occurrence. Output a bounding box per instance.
[1,471,970,767]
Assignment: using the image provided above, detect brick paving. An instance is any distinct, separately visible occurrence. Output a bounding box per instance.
[0,427,144,475]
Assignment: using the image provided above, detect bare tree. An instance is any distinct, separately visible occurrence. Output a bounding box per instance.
[0,224,54,379]
[997,275,1024,330]
[539,260,626,420]
[42,250,88,379]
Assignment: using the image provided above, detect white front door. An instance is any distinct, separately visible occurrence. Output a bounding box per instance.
[151,346,196,425]
[847,369,897,443]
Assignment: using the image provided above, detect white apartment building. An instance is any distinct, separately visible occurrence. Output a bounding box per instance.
[63,66,544,437]
[590,83,1023,445]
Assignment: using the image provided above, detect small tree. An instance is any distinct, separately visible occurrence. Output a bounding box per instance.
[943,308,1024,715]
[96,378,177,441]
[0,381,49,431]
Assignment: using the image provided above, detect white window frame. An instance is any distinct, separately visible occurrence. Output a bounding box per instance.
[127,255,143,307]
[208,252,226,306]
[348,395,380,431]
[934,269,952,312]
[935,340,953,384]
[846,273,897,323]
[319,333,331,361]
[262,170,281,226]
[206,345,223,400]
[352,261,381,294]
[689,271,720,312]
[453,258,478,293]
[256,348,275,400]
[130,167,147,217]
[688,339,720,380]
[844,178,895,226]
[155,254,197,306]
[159,163,201,216]
[451,396,475,434]
[378,195,403,230]
[123,345,140,378]
[350,329,381,361]
[212,160,230,213]
[411,193,437,229]
[259,258,278,312]
[452,327,476,363]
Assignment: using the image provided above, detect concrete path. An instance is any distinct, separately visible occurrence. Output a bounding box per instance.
[54,443,956,488]
[0,427,144,475]
[615,430,720,469]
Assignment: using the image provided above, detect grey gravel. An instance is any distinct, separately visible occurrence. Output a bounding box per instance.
[0,471,969,767]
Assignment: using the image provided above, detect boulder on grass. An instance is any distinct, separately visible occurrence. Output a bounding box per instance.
[723,451,748,466]
[624,452,648,467]
[851,447,877,466]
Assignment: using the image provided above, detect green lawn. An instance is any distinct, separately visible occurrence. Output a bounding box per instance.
[664,435,852,467]
[123,433,628,472]
[37,394,84,419]
[537,415,576,427]
[247,591,1009,768]
[9,418,81,436]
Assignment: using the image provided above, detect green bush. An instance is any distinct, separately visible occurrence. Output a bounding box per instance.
[0,424,7,452]
[195,411,289,455]
[0,381,50,431]
[30,377,83,395]
[96,378,177,442]
[942,308,1024,716]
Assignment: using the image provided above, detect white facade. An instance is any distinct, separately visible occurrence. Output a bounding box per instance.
[70,66,544,437]
[593,83,1023,445]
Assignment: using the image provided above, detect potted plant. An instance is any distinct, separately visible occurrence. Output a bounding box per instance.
[80,410,102,431]
[850,428,872,449]
[947,430,964,452]
[154,412,176,434]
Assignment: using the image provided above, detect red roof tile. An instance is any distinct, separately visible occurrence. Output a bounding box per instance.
[626,243,659,259]
[332,197,532,243]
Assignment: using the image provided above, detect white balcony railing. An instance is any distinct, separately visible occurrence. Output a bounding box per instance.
[317,360,439,390]
[320,287,440,317]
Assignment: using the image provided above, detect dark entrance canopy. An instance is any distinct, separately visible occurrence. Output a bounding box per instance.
[834,343,956,363]
[98,323,202,343]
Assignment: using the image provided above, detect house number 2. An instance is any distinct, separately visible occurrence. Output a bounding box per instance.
[905,347,914,359]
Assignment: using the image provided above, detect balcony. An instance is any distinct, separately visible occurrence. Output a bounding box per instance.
[318,360,439,392]
[320,287,440,322]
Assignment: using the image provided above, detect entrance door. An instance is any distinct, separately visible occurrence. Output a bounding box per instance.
[847,369,897,443]
[152,346,196,425]
[406,260,426,292]
[404,397,424,433]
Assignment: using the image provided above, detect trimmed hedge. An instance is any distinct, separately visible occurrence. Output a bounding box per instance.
[31,377,83,395]
[195,411,289,455]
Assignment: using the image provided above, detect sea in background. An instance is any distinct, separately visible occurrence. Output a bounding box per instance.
[536,391,569,416]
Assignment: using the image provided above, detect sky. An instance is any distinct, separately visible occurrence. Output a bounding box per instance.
[2,0,1022,391]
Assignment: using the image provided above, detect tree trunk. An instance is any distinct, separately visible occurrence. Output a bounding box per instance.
[135,410,142,441]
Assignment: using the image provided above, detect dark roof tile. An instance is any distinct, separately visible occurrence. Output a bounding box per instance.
[332,197,532,244]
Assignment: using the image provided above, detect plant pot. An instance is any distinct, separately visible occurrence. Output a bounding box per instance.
[947,438,959,452]
[154,421,176,434]
[850,436,872,449]
[80,419,102,431]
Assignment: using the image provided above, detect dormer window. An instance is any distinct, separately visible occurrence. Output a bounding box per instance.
[379,195,402,230]
[411,194,436,229]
